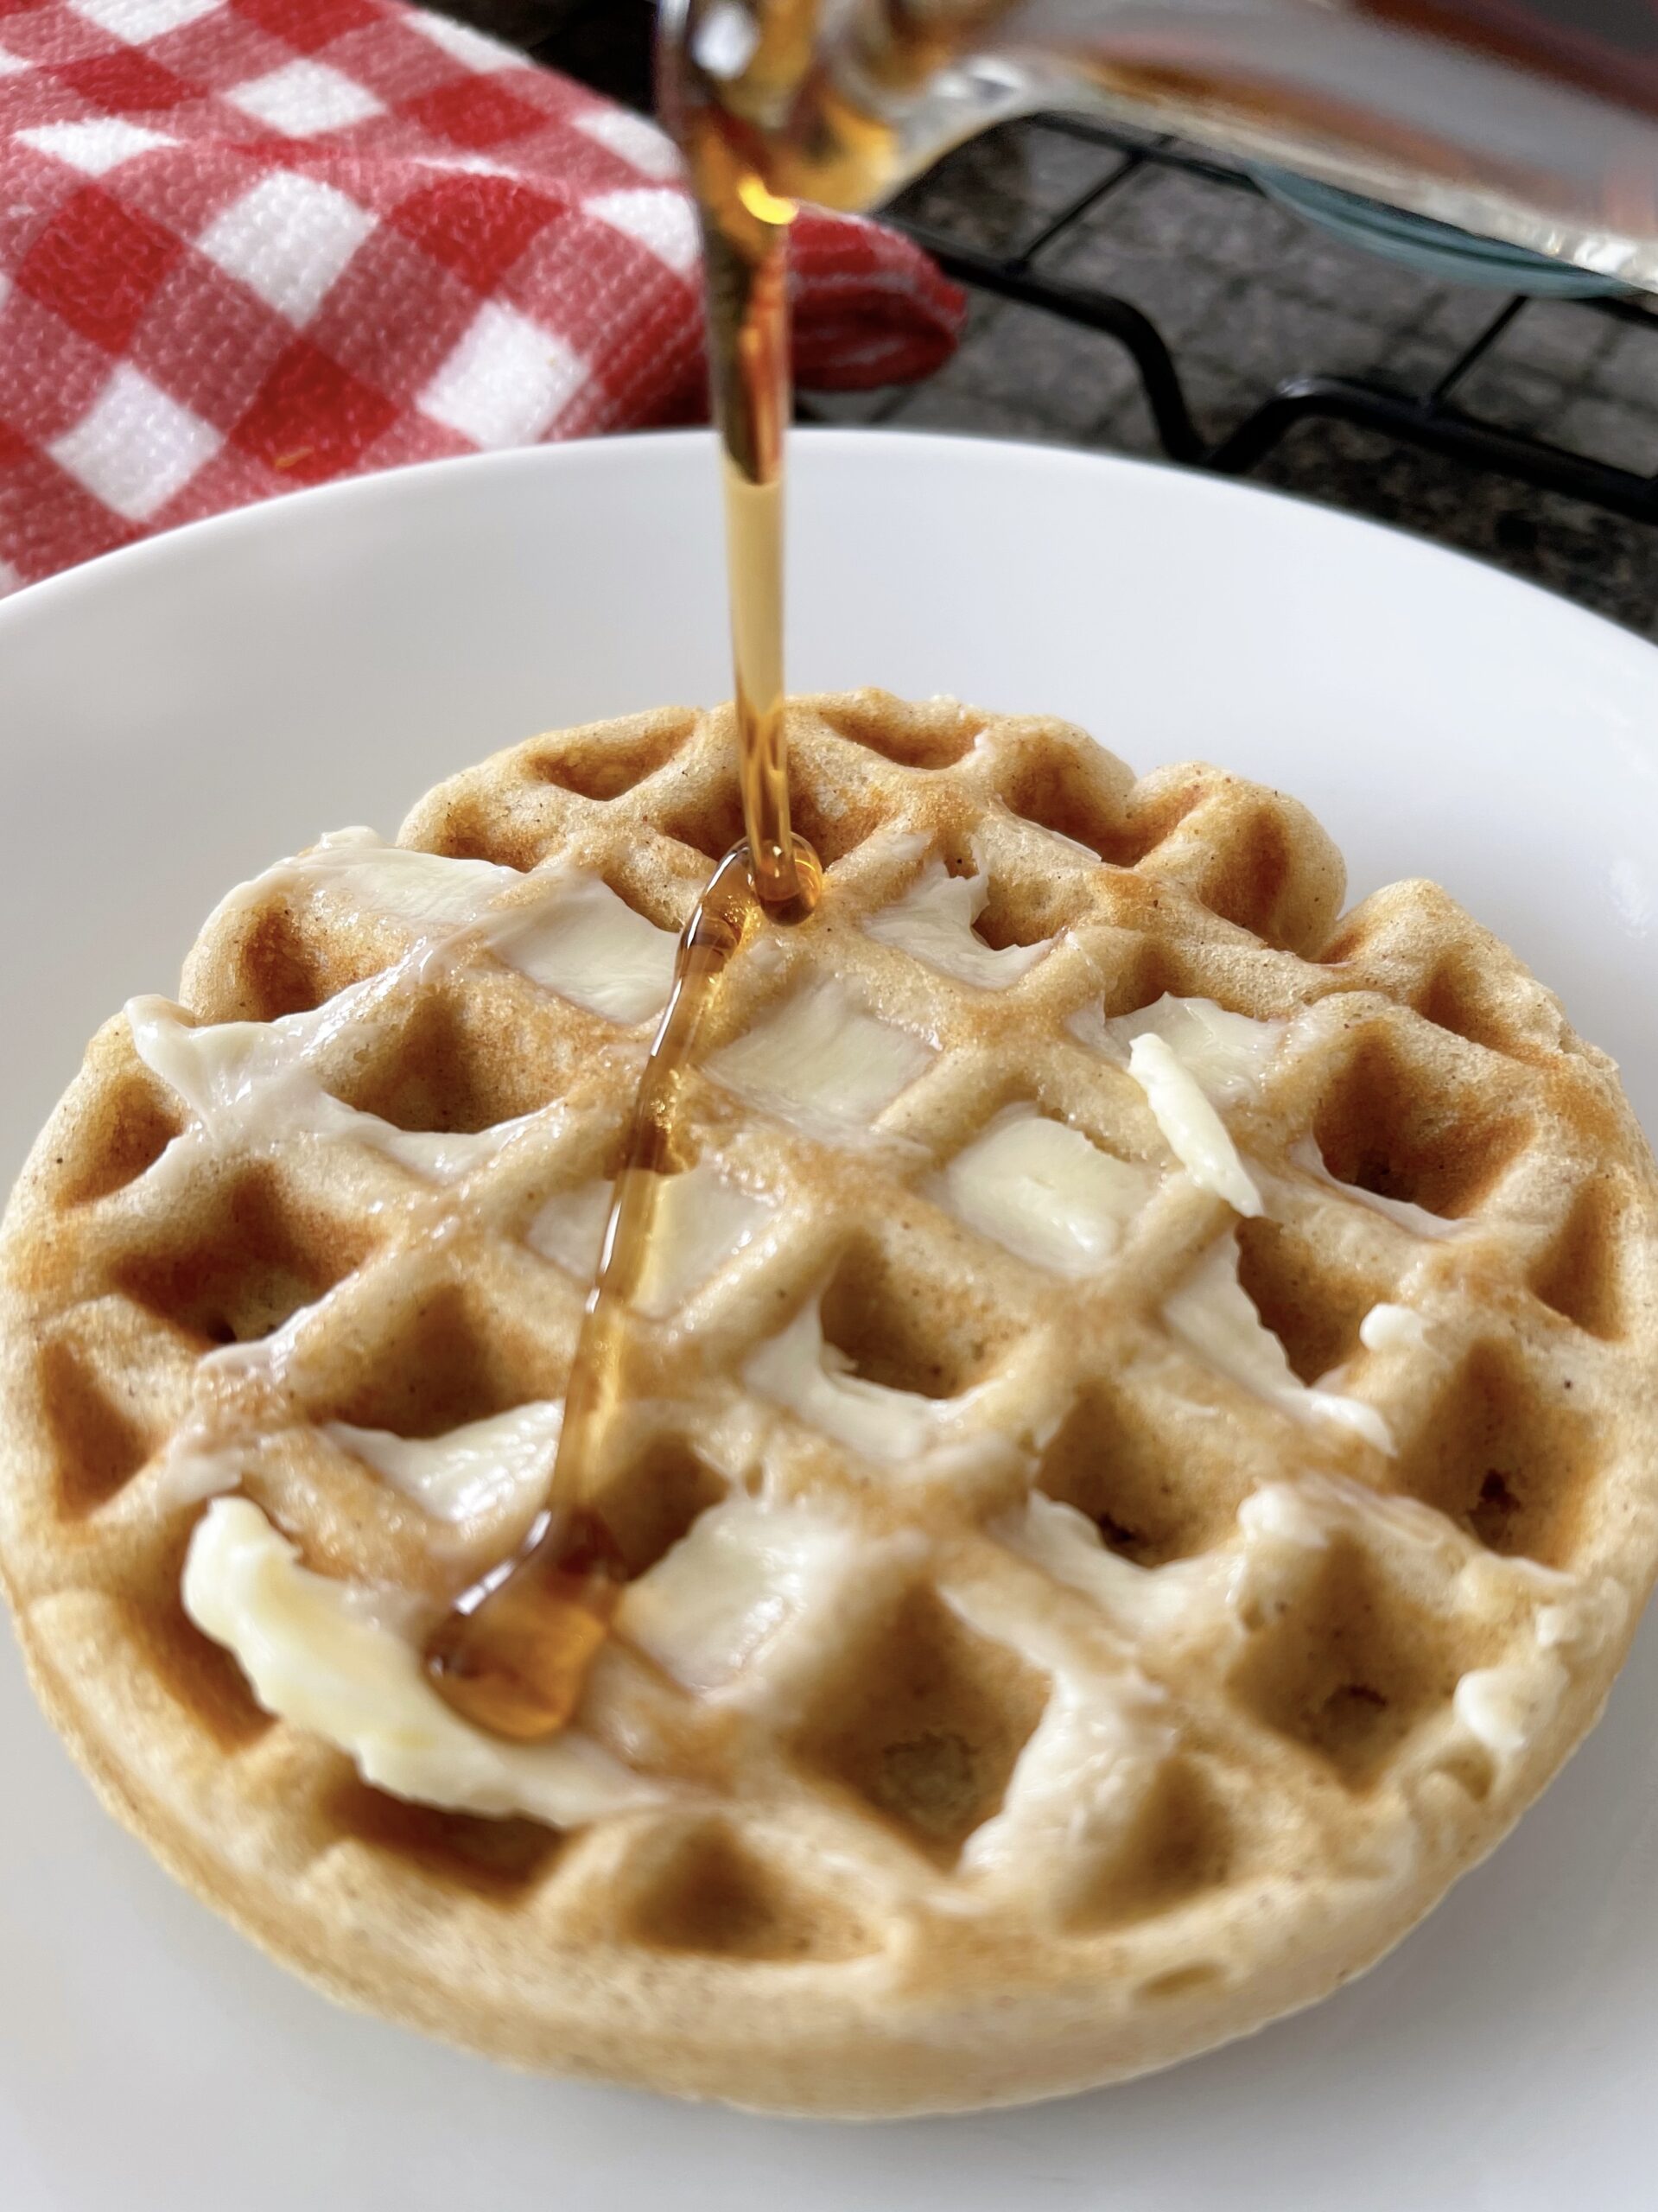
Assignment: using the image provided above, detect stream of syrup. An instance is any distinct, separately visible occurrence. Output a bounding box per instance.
[425,91,823,1740]
[425,0,1010,1738]
[422,1,1658,1737]
[423,0,1046,1738]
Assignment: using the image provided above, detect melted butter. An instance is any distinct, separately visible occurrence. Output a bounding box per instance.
[619,1495,863,1694]
[938,1104,1155,1274]
[708,978,932,1130]
[1128,1033,1263,1217]
[962,1670,1175,1894]
[129,990,370,1139]
[484,871,677,1023]
[264,827,518,930]
[1454,1656,1571,1758]
[326,1402,563,1524]
[1237,1473,1452,1554]
[213,829,675,1018]
[1096,994,1285,1103]
[181,1497,656,1821]
[1291,1136,1466,1240]
[524,1179,613,1278]
[526,1161,769,1315]
[1165,1232,1394,1452]
[865,859,1049,989]
[129,861,680,1185]
[944,1575,1175,1898]
[1359,1301,1431,1353]
[154,1438,249,1510]
[744,1299,942,1461]
[129,990,530,1185]
[997,1493,1223,1638]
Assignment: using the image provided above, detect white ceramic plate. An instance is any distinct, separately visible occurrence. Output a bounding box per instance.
[3,431,1656,2210]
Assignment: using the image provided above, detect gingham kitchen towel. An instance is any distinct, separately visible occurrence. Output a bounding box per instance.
[0,0,964,591]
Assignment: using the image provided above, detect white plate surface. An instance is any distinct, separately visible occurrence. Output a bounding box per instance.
[3,430,1656,2209]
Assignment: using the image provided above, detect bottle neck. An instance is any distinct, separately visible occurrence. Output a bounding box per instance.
[663,0,1658,289]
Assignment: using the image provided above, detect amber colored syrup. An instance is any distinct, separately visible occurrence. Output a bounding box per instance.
[423,0,1655,1738]
[425,110,824,1741]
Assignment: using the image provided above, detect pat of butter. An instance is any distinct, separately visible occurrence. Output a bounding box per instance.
[1103,994,1283,1103]
[865,860,1048,989]
[1454,1657,1569,1758]
[526,1179,613,1278]
[943,1574,1176,1897]
[211,829,676,1020]
[130,992,529,1185]
[1237,1473,1464,1559]
[1165,1233,1394,1452]
[621,1497,861,1694]
[1359,1302,1430,1354]
[709,980,932,1130]
[293,829,518,930]
[487,870,677,1024]
[939,1105,1154,1273]
[326,1401,563,1523]
[960,1662,1174,1891]
[1128,1031,1262,1217]
[998,1493,1221,1637]
[129,993,366,1145]
[181,1497,656,1822]
[746,1300,939,1461]
[131,861,678,1183]
[527,1162,769,1315]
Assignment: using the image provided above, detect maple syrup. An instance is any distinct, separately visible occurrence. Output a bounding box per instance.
[424,0,1428,1743]
[427,0,1654,1739]
[426,107,823,1739]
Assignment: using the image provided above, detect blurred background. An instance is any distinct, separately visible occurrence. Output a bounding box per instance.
[462,0,1658,638]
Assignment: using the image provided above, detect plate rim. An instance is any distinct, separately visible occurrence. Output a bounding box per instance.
[4,420,1658,2209]
[3,425,1652,677]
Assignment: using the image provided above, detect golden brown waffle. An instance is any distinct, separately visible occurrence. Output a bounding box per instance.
[4,691,1658,2117]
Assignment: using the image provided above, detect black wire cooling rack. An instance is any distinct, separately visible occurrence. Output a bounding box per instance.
[886,116,1658,528]
[516,0,1658,536]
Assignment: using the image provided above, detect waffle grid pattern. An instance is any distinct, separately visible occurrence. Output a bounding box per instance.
[3,692,1657,2113]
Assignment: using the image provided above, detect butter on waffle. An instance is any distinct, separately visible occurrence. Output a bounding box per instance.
[3,691,1657,2117]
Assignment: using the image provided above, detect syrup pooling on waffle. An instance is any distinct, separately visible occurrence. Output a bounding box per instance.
[5,693,1658,2113]
[418,843,787,1742]
[416,124,811,1738]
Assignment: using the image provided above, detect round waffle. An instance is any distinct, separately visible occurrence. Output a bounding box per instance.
[3,692,1657,2117]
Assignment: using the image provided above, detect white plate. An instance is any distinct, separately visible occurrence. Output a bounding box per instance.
[3,431,1656,2210]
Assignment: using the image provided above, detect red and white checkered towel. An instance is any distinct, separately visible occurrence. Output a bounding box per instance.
[0,0,963,592]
